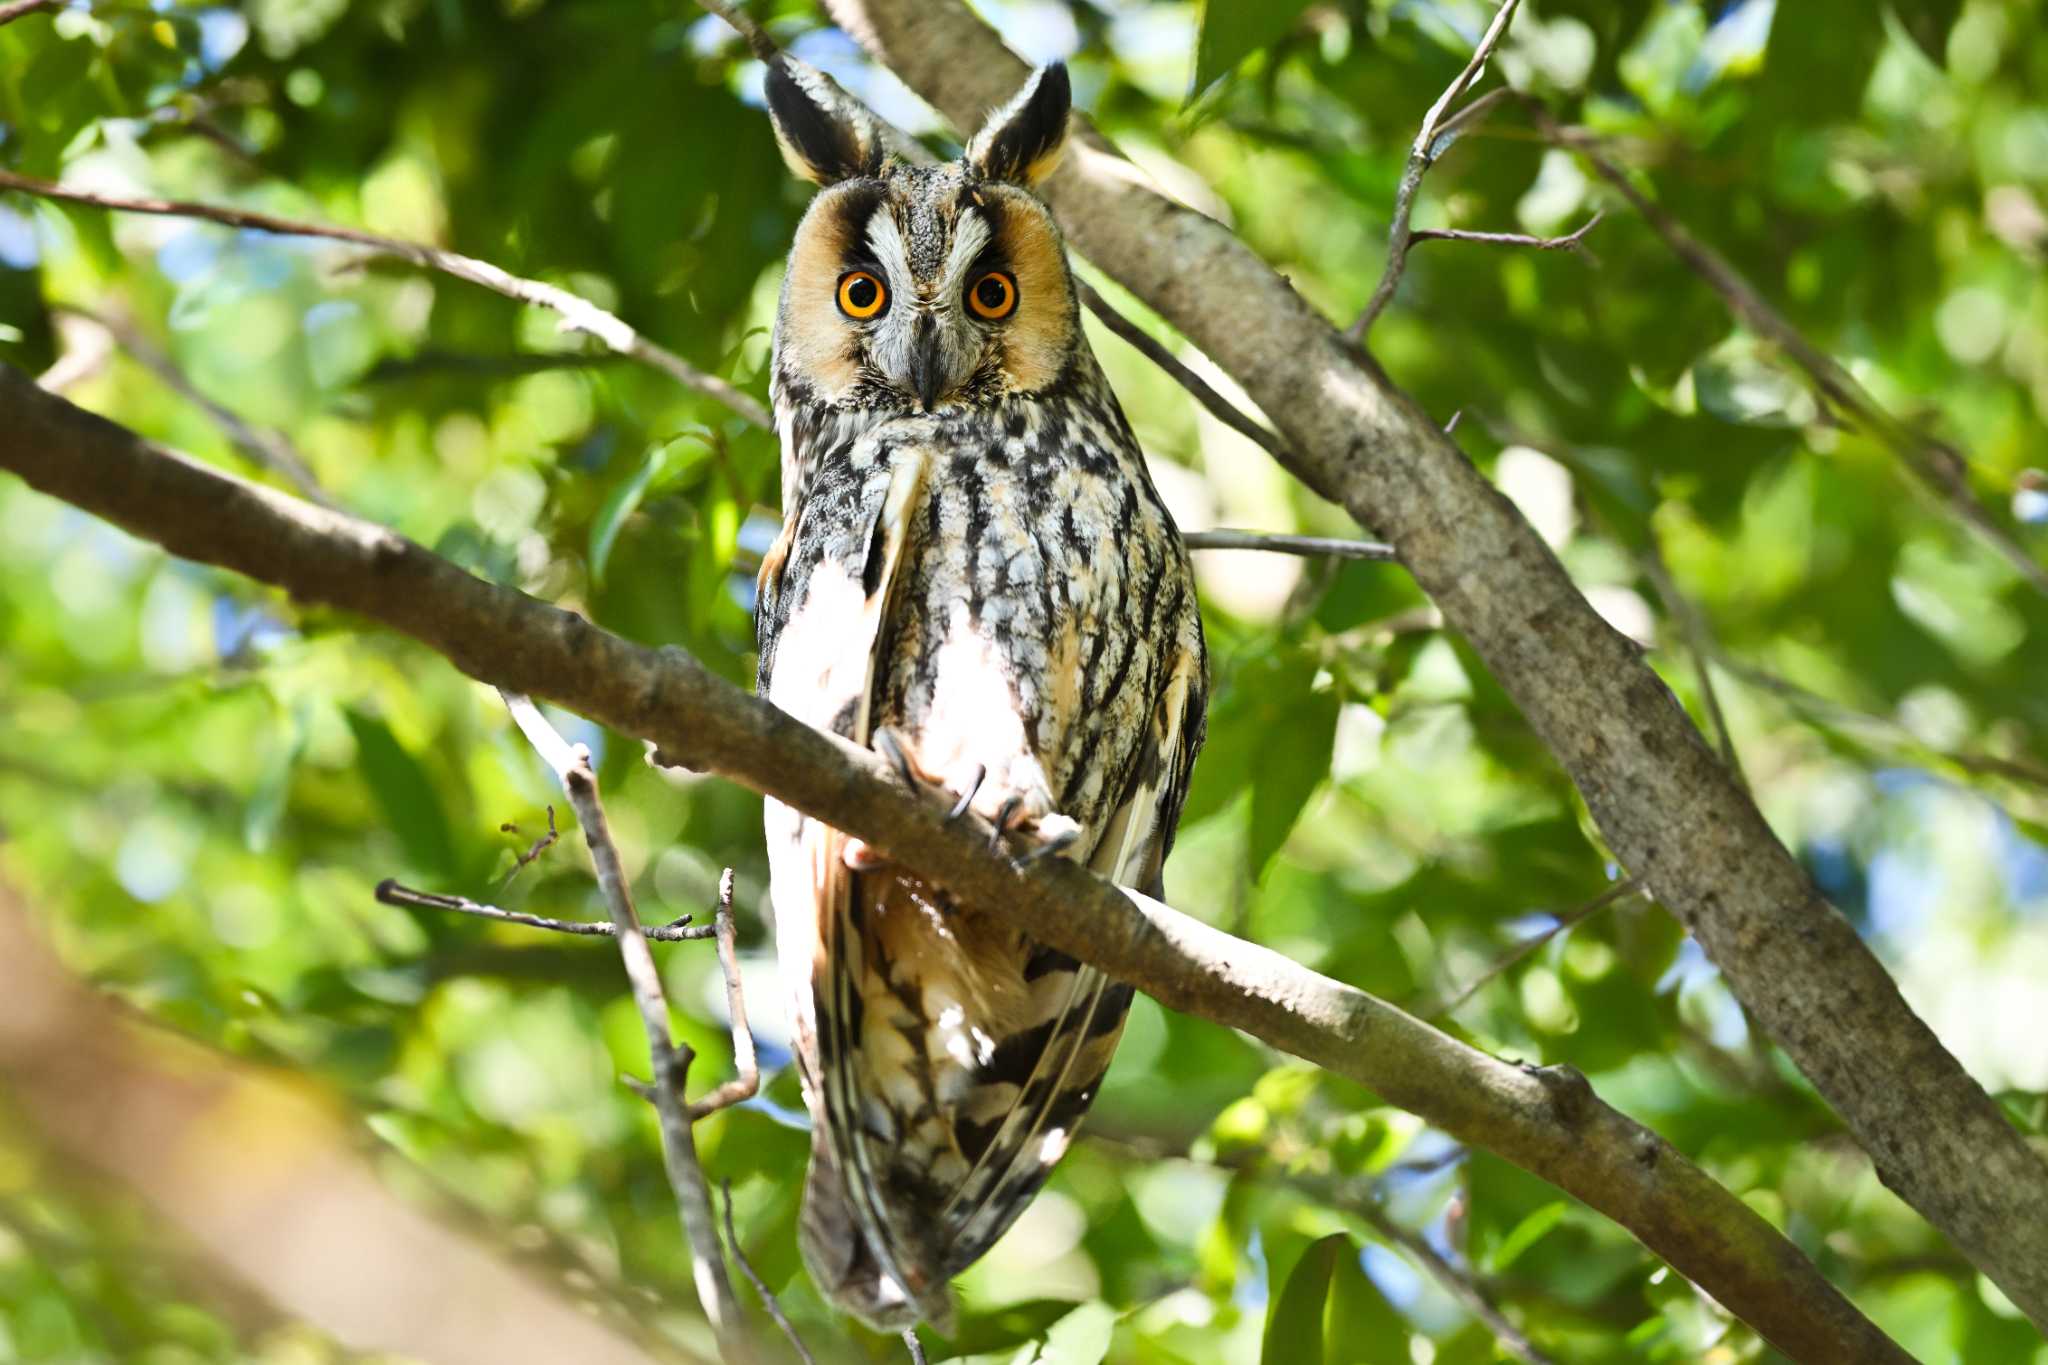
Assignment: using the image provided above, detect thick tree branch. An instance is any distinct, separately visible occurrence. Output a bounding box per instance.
[821,0,2048,1332]
[0,873,698,1365]
[0,170,772,430]
[0,367,1913,1362]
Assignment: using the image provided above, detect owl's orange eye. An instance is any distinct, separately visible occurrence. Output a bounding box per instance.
[966,270,1017,320]
[837,271,888,320]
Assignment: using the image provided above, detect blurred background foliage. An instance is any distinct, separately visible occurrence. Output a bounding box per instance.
[2,0,2047,1361]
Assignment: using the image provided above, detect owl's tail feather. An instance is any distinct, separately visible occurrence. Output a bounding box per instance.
[798,1140,947,1332]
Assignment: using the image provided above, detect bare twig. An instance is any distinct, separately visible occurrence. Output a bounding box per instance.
[50,305,334,507]
[496,692,756,1363]
[1424,879,1645,1019]
[0,0,57,27]
[362,349,628,384]
[0,170,771,430]
[1350,0,1525,338]
[1182,528,1398,561]
[375,878,713,941]
[902,1329,928,1365]
[35,311,115,393]
[501,805,560,884]
[684,869,761,1122]
[694,0,778,61]
[722,1180,816,1365]
[1411,210,1604,255]
[1524,104,2048,600]
[1074,279,1297,465]
[1636,543,1743,786]
[1350,1198,1559,1365]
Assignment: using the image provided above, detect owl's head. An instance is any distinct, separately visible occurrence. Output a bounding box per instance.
[766,60,1078,415]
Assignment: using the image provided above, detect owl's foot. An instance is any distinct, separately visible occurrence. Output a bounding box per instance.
[989,796,1082,864]
[845,731,1000,870]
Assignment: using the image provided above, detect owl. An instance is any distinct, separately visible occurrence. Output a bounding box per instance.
[753,58,1207,1331]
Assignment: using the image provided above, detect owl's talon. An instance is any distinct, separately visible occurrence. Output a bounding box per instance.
[946,765,987,822]
[988,796,1023,852]
[873,727,919,789]
[1016,824,1081,866]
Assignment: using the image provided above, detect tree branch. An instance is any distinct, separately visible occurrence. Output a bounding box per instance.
[0,366,1916,1362]
[1346,1195,1559,1365]
[0,0,57,27]
[1525,105,2048,601]
[0,170,772,431]
[0,873,698,1365]
[375,878,714,941]
[495,692,758,1364]
[1181,529,1397,561]
[1349,0,1525,339]
[1410,210,1605,255]
[50,304,335,507]
[820,0,2048,1331]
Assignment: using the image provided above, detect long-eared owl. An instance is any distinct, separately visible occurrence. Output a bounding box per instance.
[753,57,1207,1330]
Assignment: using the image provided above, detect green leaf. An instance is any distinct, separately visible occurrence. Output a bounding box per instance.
[1891,0,1962,65]
[1326,1243,1409,1362]
[1262,1232,1345,1365]
[1192,0,1316,100]
[1487,1201,1569,1272]
[344,709,456,877]
[1179,644,1339,877]
[588,434,711,587]
[935,1298,1076,1354]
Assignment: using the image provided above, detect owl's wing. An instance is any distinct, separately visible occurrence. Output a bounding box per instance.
[935,640,1208,1273]
[759,444,941,1327]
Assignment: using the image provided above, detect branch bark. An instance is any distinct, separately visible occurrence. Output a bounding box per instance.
[0,366,1914,1362]
[818,0,2048,1331]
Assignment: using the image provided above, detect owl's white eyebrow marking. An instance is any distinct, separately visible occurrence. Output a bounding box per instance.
[865,212,914,296]
[941,209,992,294]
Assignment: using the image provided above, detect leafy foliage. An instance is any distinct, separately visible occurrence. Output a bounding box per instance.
[3,0,2047,1362]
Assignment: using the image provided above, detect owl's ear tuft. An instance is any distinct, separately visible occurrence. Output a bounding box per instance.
[765,58,884,186]
[967,64,1070,188]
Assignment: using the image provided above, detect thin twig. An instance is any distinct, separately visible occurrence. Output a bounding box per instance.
[0,170,771,430]
[362,349,629,384]
[35,311,115,393]
[50,305,334,507]
[1637,542,1743,786]
[1523,102,2048,601]
[497,692,757,1362]
[1350,1198,1560,1365]
[1183,529,1398,561]
[1411,210,1604,255]
[0,0,57,27]
[1350,0,1525,339]
[902,1329,928,1365]
[376,878,713,941]
[722,1180,816,1365]
[1424,879,1644,1019]
[501,804,560,885]
[694,0,778,61]
[1074,279,1296,466]
[684,870,761,1121]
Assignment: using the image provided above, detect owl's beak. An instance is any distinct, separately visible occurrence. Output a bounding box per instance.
[908,313,946,412]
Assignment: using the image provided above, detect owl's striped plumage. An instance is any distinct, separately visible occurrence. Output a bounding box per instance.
[754,60,1207,1330]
